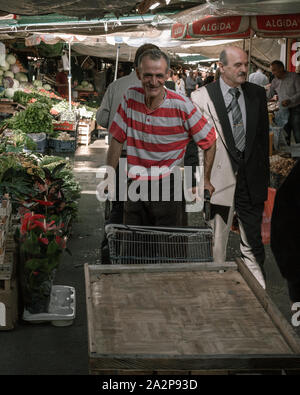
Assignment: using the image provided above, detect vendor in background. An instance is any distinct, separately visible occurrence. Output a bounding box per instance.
[248,65,269,87]
[55,61,69,99]
[165,69,176,90]
[267,60,300,144]
[71,57,84,87]
[172,72,186,96]
[203,70,214,85]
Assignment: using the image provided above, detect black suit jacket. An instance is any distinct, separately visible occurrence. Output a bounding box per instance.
[271,159,300,280]
[206,79,270,204]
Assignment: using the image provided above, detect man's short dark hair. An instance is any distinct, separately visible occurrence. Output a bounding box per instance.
[137,49,170,71]
[271,60,285,69]
[133,43,159,68]
[219,49,228,65]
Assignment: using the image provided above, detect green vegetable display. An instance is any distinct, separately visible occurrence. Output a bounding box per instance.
[6,101,56,136]
[13,90,54,107]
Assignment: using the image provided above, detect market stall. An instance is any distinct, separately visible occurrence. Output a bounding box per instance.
[0,44,89,327]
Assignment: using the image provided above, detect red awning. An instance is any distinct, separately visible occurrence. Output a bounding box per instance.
[171,14,300,40]
[252,14,300,38]
[188,15,250,39]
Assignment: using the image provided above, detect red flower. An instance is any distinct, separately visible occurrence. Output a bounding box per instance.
[33,271,39,276]
[33,199,54,206]
[20,213,46,235]
[55,236,67,249]
[38,237,49,245]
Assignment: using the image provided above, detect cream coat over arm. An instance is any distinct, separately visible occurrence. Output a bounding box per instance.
[191,87,236,207]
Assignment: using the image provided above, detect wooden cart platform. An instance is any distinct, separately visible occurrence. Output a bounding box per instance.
[85,259,300,375]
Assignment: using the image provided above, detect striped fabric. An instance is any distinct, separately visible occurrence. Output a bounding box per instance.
[110,87,216,180]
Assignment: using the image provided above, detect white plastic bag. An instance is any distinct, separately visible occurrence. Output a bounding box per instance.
[61,52,69,71]
[0,42,6,67]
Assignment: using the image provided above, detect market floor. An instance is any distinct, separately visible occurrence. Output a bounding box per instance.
[0,137,298,375]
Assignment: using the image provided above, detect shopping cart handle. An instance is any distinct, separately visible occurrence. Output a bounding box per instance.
[204,189,211,222]
[204,189,211,201]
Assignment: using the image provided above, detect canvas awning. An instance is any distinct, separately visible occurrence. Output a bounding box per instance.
[171,14,300,40]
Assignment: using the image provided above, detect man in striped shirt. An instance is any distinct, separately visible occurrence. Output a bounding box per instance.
[107,49,216,226]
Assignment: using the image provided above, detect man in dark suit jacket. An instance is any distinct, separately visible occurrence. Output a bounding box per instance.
[191,46,269,288]
[271,159,300,303]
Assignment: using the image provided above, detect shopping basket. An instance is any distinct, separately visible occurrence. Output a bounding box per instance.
[104,189,213,265]
[105,223,213,264]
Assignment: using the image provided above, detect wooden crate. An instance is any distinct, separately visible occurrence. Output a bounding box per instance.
[0,252,18,330]
[77,135,92,146]
[78,119,95,134]
[85,260,300,375]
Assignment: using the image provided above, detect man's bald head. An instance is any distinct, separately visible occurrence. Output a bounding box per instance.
[219,46,248,87]
[219,46,247,66]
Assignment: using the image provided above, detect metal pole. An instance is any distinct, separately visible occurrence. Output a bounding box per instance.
[114,44,120,81]
[68,40,72,111]
[247,32,253,79]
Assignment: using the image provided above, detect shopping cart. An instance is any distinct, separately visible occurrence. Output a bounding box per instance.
[104,190,213,265]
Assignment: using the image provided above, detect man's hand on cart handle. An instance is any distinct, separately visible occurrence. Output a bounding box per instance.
[204,179,215,197]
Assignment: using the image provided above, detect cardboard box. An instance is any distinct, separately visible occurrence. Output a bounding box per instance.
[78,119,95,133]
[0,277,18,330]
[0,252,18,330]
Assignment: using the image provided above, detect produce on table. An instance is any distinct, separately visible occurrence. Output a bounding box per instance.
[1,60,10,71]
[5,101,55,136]
[270,157,296,177]
[3,77,14,89]
[4,87,16,98]
[14,72,28,83]
[10,64,20,74]
[43,84,51,91]
[33,80,43,88]
[4,70,14,78]
[6,54,17,65]
[55,132,75,141]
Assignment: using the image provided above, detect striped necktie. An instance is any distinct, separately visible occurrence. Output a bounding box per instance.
[228,87,245,152]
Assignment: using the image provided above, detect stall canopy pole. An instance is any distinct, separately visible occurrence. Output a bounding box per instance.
[247,31,253,79]
[68,40,72,111]
[114,44,120,81]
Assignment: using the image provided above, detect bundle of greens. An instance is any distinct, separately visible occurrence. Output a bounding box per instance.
[13,90,59,107]
[5,101,56,136]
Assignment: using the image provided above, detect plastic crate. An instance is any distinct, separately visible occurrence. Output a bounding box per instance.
[48,137,77,152]
[105,224,213,264]
[53,121,77,131]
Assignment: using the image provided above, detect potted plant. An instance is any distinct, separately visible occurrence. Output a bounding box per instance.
[16,212,67,314]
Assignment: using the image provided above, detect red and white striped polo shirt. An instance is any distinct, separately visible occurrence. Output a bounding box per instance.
[109,87,216,179]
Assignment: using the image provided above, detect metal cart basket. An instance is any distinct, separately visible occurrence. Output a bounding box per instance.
[105,224,213,264]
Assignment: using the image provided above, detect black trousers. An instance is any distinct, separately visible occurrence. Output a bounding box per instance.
[124,175,186,227]
[234,161,265,268]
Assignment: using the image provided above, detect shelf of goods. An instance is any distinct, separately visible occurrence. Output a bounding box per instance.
[0,196,18,330]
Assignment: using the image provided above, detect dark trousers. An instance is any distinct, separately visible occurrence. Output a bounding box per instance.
[124,176,186,227]
[234,162,266,270]
[284,106,300,144]
[106,153,126,225]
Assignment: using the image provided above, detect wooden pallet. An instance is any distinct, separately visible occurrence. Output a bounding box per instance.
[85,260,300,375]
